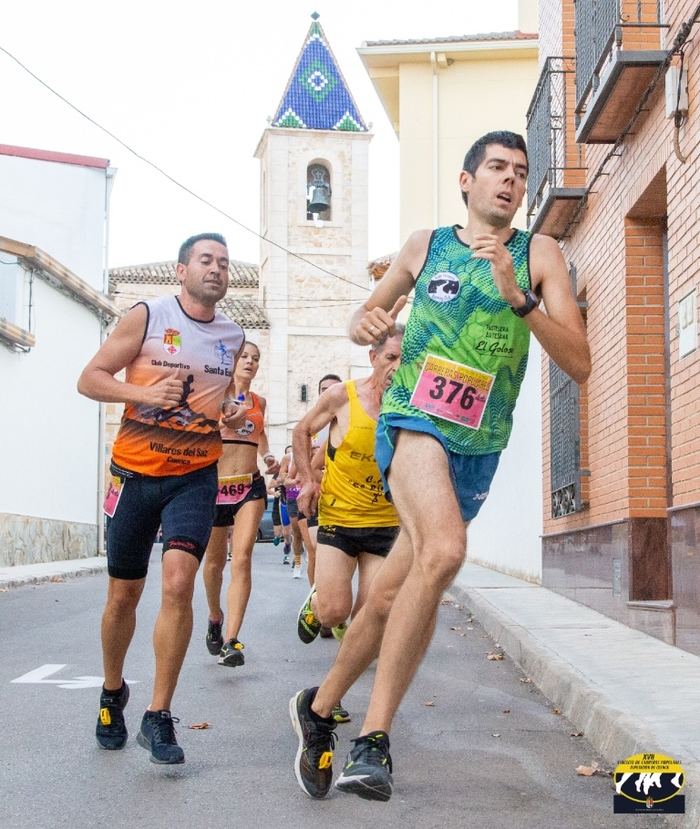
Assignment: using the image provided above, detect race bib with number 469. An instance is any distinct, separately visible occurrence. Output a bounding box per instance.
[410,354,495,430]
[217,474,253,505]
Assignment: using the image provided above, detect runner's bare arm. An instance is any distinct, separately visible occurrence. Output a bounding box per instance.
[525,235,590,383]
[256,398,280,475]
[348,229,431,345]
[278,453,290,485]
[293,383,348,480]
[310,441,326,483]
[293,383,349,515]
[77,304,184,407]
[471,232,590,383]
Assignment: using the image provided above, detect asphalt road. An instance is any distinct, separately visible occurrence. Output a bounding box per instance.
[0,544,666,829]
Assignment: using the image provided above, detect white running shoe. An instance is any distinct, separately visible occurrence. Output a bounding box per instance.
[292,566,303,579]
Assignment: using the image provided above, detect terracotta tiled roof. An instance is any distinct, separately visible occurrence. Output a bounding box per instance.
[364,31,537,47]
[217,296,269,330]
[367,252,396,280]
[109,259,258,291]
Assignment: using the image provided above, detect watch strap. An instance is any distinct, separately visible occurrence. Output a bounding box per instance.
[511,289,538,318]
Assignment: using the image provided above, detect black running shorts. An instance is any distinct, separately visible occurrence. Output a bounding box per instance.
[316,525,399,558]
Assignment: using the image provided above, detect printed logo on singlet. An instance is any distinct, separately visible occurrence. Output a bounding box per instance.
[235,420,255,436]
[163,328,182,355]
[214,340,233,367]
[427,272,460,303]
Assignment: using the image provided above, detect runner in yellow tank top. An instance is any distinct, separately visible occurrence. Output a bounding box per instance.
[318,380,399,528]
[291,328,404,652]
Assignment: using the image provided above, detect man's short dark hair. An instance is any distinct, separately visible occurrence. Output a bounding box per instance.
[461,131,528,207]
[318,373,342,394]
[178,232,228,265]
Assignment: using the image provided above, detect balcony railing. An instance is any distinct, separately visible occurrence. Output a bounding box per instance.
[574,0,668,142]
[526,57,586,238]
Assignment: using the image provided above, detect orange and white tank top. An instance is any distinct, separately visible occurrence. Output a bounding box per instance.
[220,391,264,446]
[111,295,244,476]
[318,381,398,528]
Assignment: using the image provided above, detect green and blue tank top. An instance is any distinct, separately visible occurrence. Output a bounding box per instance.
[381,225,532,455]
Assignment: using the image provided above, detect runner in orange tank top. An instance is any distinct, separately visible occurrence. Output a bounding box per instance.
[201,341,279,667]
[77,232,249,767]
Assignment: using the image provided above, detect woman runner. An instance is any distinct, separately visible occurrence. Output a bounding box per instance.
[202,341,278,666]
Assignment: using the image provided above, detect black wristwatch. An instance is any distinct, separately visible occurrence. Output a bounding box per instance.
[510,289,539,318]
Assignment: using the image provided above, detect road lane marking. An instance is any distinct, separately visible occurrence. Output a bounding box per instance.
[11,663,138,689]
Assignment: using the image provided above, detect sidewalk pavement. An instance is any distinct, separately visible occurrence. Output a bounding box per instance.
[452,562,700,827]
[2,554,698,823]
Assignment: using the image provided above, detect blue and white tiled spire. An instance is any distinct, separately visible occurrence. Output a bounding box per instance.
[271,13,368,132]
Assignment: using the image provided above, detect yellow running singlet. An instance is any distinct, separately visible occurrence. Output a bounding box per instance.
[318,381,399,528]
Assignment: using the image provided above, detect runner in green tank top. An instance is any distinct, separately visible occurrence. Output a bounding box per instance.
[288,131,591,803]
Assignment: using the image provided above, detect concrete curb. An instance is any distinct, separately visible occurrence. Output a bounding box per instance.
[449,583,700,827]
[0,559,108,590]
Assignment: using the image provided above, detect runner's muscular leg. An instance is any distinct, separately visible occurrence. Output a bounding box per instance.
[352,552,386,618]
[361,430,467,735]
[202,526,228,621]
[291,516,303,567]
[151,549,199,711]
[225,498,265,641]
[102,576,146,689]
[312,543,357,628]
[311,529,412,718]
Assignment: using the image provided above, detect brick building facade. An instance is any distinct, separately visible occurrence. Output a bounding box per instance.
[529,0,700,652]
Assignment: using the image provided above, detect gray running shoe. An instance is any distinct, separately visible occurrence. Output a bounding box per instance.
[218,637,245,667]
[335,731,393,801]
[136,709,184,764]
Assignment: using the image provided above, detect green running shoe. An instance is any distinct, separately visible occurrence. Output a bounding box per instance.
[331,701,351,723]
[331,622,347,641]
[297,587,321,644]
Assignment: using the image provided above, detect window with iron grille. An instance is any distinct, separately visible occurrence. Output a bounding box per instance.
[549,264,587,517]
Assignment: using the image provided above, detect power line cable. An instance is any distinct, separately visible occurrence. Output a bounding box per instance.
[0,43,374,294]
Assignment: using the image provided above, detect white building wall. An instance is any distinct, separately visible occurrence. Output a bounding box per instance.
[467,340,543,582]
[0,154,110,290]
[0,150,111,565]
[0,280,102,524]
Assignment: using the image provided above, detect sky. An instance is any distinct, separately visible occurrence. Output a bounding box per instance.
[2,0,522,268]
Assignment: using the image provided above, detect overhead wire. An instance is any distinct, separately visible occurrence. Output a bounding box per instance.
[0,43,374,295]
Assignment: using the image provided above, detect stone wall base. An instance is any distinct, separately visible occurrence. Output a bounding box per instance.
[0,512,97,567]
[542,517,675,647]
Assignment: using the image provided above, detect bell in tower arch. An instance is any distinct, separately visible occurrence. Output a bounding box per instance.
[307,163,332,217]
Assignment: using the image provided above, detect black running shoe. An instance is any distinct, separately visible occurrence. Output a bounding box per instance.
[95,681,129,750]
[136,710,184,764]
[335,731,393,801]
[205,617,224,655]
[218,637,245,667]
[319,625,333,638]
[289,687,337,799]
